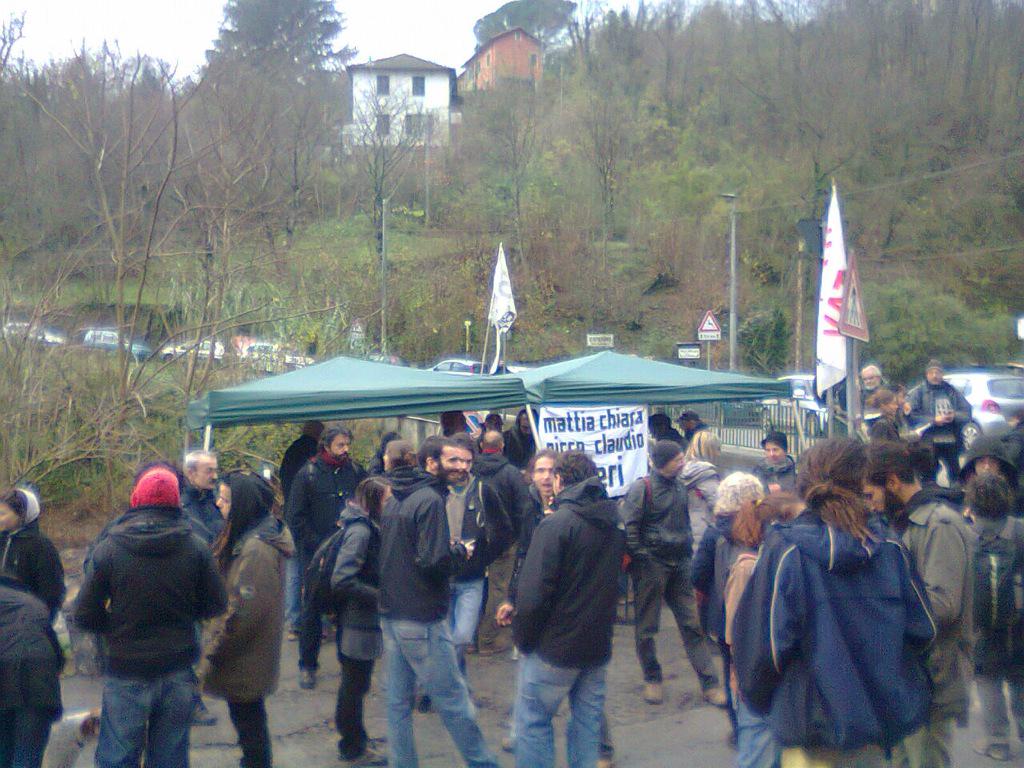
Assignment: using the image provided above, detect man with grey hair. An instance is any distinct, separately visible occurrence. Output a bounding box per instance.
[860,364,886,407]
[182,450,222,544]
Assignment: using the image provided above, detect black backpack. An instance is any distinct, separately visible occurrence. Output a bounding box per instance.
[303,518,361,614]
[973,518,1024,632]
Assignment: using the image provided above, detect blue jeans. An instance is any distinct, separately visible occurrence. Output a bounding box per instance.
[0,707,53,768]
[285,555,302,630]
[381,617,498,768]
[95,668,195,768]
[514,652,606,768]
[449,578,485,677]
[736,698,780,768]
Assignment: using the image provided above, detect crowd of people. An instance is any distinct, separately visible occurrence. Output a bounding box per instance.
[3,359,1024,768]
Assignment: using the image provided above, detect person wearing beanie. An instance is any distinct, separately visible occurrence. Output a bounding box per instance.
[0,486,65,620]
[621,439,726,708]
[752,431,797,494]
[907,358,971,482]
[74,463,227,768]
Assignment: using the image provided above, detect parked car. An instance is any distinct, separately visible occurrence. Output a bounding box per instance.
[432,357,511,375]
[159,338,225,361]
[81,327,152,361]
[940,369,1024,448]
[762,373,829,437]
[2,320,67,347]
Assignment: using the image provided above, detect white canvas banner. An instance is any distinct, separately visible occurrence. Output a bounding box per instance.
[816,184,848,397]
[535,404,649,497]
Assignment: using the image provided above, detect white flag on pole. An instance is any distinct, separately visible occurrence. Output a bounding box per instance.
[816,184,848,397]
[488,243,517,333]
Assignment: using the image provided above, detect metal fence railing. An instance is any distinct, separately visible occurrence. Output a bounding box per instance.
[670,399,824,457]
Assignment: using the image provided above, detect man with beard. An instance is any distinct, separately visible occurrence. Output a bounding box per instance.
[286,425,367,690]
[864,441,974,768]
[379,437,498,768]
[504,409,536,470]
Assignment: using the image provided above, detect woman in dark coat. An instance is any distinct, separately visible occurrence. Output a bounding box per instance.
[0,574,64,768]
[366,432,400,477]
[330,477,389,765]
[0,487,65,620]
[199,472,294,768]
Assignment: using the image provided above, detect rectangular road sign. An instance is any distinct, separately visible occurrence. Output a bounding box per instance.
[586,333,615,348]
[676,343,701,360]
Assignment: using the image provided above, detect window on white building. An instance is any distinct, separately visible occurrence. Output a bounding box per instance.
[376,75,390,96]
[412,76,425,97]
[376,114,390,137]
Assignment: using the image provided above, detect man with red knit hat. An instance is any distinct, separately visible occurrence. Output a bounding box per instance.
[75,463,227,768]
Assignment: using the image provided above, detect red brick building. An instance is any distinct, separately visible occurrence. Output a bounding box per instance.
[460,28,543,92]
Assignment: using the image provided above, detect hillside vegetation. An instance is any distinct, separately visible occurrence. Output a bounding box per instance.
[0,0,1022,525]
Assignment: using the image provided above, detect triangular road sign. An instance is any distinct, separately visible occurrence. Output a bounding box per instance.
[698,311,721,334]
[838,251,869,342]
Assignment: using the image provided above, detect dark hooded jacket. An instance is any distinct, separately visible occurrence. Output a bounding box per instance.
[513,477,626,668]
[0,575,63,719]
[960,435,1024,515]
[473,450,532,539]
[286,454,367,556]
[379,466,463,623]
[620,470,692,564]
[181,485,223,544]
[330,502,383,661]
[508,485,547,606]
[732,514,935,751]
[279,434,319,499]
[366,432,400,478]
[752,455,798,494]
[74,505,227,678]
[691,514,738,639]
[503,411,536,470]
[0,518,65,619]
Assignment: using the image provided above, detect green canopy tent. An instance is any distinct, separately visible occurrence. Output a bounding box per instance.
[518,351,790,405]
[185,355,529,429]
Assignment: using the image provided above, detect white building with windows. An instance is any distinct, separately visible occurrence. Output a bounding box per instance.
[346,54,458,147]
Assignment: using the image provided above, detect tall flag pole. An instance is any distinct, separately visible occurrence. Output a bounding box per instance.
[816,183,848,398]
[487,243,517,374]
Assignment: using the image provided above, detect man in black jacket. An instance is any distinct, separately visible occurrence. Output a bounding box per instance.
[287,425,367,689]
[379,437,499,768]
[475,430,532,656]
[512,451,625,768]
[621,439,724,707]
[74,465,227,768]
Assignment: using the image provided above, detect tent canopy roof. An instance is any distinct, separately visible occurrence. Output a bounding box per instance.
[518,351,791,405]
[185,355,527,428]
[187,351,791,428]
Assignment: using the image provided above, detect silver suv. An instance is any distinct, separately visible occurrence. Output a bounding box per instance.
[941,369,1024,449]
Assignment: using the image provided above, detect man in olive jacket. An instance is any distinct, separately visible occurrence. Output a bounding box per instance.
[865,442,974,768]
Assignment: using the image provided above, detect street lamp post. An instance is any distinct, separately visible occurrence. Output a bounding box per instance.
[464,320,472,355]
[721,192,738,370]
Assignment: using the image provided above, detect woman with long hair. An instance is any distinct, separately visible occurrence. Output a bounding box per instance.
[200,471,294,768]
[731,439,935,768]
[723,491,802,768]
[331,477,390,766]
[682,430,724,538]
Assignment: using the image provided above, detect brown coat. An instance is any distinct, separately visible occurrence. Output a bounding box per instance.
[199,517,294,702]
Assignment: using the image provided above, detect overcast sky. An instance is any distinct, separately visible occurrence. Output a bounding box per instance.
[0,0,636,75]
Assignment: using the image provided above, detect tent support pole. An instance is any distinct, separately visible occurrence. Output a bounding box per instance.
[203,424,213,451]
[524,404,541,444]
